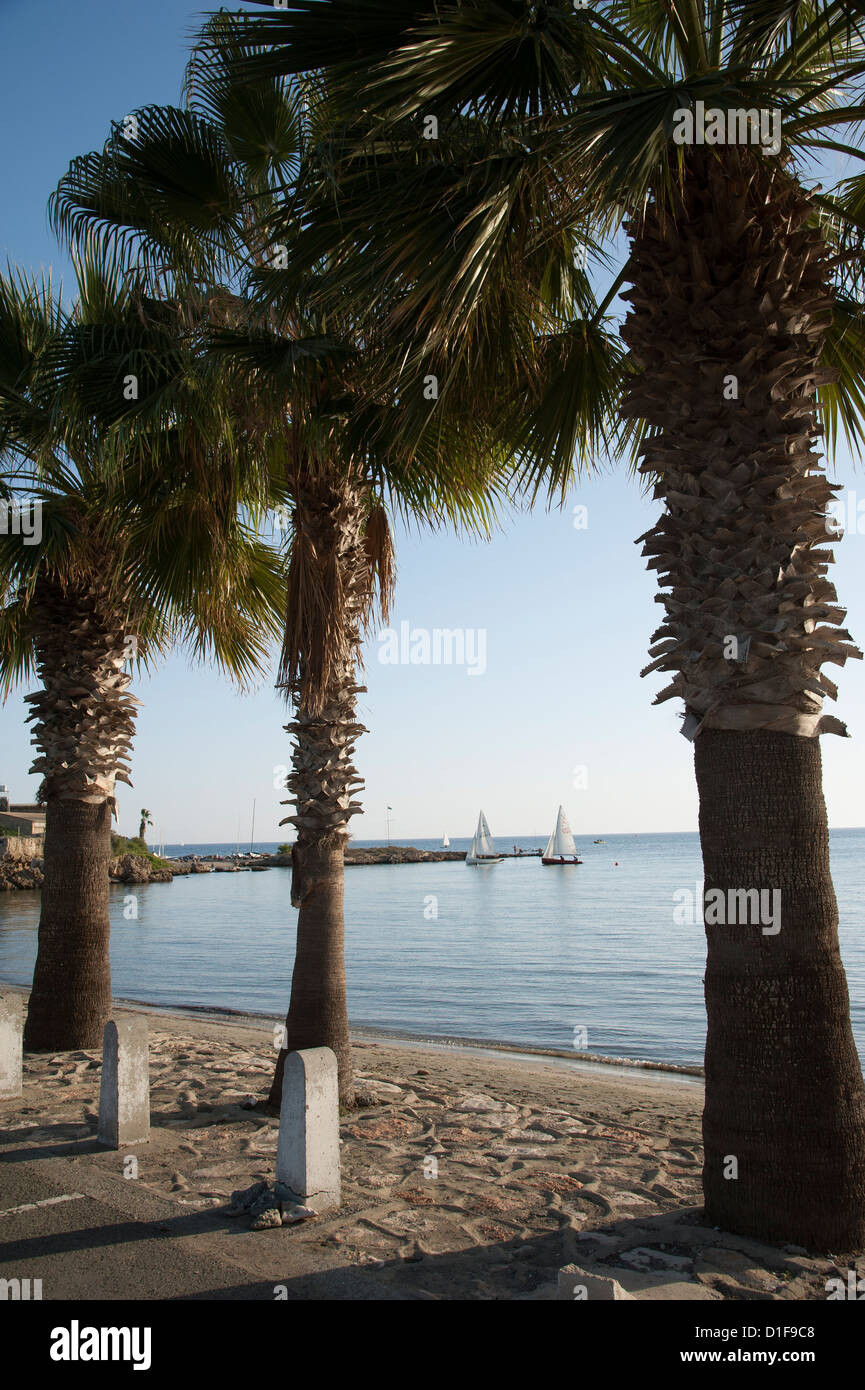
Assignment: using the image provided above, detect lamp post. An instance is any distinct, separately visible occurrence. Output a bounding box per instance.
[386,804,392,847]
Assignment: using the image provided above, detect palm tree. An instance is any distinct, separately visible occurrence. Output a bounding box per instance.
[223,0,865,1245]
[0,256,285,1051]
[49,14,512,1104]
[137,808,153,843]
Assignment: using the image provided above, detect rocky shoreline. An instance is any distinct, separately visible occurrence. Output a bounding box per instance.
[345,846,466,866]
[0,843,467,889]
[0,851,176,891]
[0,855,44,890]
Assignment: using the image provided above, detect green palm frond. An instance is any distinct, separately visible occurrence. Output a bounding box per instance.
[510,316,634,501]
[221,1,445,83]
[50,105,247,284]
[0,267,66,467]
[0,233,286,701]
[819,289,865,455]
[221,0,865,463]
[0,594,36,699]
[185,11,303,184]
[734,0,865,72]
[206,323,353,400]
[72,240,132,317]
[342,1,598,123]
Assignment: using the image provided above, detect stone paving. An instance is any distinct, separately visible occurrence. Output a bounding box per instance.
[2,1018,862,1300]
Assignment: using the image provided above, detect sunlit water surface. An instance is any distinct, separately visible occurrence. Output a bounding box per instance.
[1,830,862,1067]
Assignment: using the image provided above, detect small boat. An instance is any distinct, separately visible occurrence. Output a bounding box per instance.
[465,810,504,865]
[442,833,450,848]
[542,806,582,865]
[593,838,605,844]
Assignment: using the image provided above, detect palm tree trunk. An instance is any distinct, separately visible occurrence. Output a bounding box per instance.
[23,798,113,1051]
[621,147,865,1248]
[22,575,137,1052]
[269,809,354,1108]
[269,478,368,1109]
[696,728,865,1249]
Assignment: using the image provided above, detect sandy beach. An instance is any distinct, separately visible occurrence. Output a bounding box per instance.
[1,991,859,1300]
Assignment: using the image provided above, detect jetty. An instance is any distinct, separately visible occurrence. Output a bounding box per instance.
[0,842,547,891]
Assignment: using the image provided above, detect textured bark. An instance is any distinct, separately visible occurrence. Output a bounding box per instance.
[622,148,865,1248]
[270,839,353,1106]
[622,149,860,739]
[24,576,138,806]
[23,575,138,1050]
[696,730,865,1250]
[269,477,368,1109]
[23,797,113,1050]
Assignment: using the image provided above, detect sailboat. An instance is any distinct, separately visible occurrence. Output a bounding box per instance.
[442,833,450,848]
[542,805,582,865]
[465,810,503,865]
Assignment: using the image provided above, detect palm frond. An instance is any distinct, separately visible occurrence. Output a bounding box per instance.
[820,289,865,455]
[0,594,36,699]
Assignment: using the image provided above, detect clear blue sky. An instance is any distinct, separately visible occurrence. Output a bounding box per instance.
[2,1,864,844]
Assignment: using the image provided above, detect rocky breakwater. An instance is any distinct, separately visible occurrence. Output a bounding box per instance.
[108,853,174,884]
[0,836,44,890]
[187,847,465,871]
[2,849,184,889]
[344,846,466,866]
[0,843,465,890]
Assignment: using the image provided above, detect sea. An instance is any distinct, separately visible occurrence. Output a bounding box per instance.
[0,829,863,1069]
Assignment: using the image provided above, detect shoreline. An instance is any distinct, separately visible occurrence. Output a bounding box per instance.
[0,844,475,890]
[0,981,703,1083]
[3,992,850,1300]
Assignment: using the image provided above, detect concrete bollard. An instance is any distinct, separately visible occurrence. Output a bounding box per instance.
[276,1046,340,1215]
[0,992,23,1099]
[97,1017,150,1148]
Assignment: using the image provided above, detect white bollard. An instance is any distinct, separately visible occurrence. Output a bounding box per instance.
[0,992,23,1099]
[276,1046,340,1215]
[97,1017,150,1147]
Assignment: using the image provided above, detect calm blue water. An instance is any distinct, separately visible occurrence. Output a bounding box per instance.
[0,830,862,1068]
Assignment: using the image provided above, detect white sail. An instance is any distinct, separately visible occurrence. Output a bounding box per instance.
[466,809,501,864]
[544,805,578,859]
[442,833,450,847]
[475,810,497,858]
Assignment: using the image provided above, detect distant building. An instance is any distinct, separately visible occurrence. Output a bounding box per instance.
[0,786,45,838]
